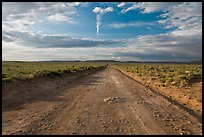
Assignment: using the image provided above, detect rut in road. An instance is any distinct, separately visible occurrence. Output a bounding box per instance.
[2,67,202,135]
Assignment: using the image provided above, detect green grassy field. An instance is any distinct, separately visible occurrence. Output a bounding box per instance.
[113,63,202,87]
[2,61,107,82]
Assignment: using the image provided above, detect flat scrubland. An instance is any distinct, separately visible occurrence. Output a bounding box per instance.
[113,63,202,113]
[2,61,202,113]
[2,61,107,82]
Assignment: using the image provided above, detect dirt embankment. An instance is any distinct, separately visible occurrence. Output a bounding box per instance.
[2,67,202,135]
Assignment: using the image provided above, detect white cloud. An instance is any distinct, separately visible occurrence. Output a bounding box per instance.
[171,28,202,37]
[121,2,201,18]
[121,2,202,40]
[93,7,113,14]
[157,3,202,37]
[47,14,76,23]
[121,2,179,14]
[138,2,177,13]
[2,2,202,62]
[121,2,140,13]
[93,6,114,37]
[170,2,202,20]
[117,2,126,8]
[2,2,79,20]
[2,2,81,32]
[109,21,156,29]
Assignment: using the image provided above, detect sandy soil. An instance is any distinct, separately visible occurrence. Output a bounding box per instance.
[2,67,202,135]
[116,67,202,117]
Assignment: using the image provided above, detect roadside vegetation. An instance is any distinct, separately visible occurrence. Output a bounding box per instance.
[113,63,202,87]
[2,61,107,82]
[113,63,202,112]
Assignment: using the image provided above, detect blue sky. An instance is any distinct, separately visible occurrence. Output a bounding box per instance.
[2,2,202,61]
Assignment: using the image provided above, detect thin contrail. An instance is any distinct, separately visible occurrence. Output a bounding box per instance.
[93,7,113,38]
[96,14,102,38]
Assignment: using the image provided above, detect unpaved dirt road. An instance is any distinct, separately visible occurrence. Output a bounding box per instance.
[2,67,202,135]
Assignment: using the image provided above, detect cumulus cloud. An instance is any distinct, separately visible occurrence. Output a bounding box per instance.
[93,7,113,38]
[2,2,81,32]
[2,2,202,62]
[93,7,113,14]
